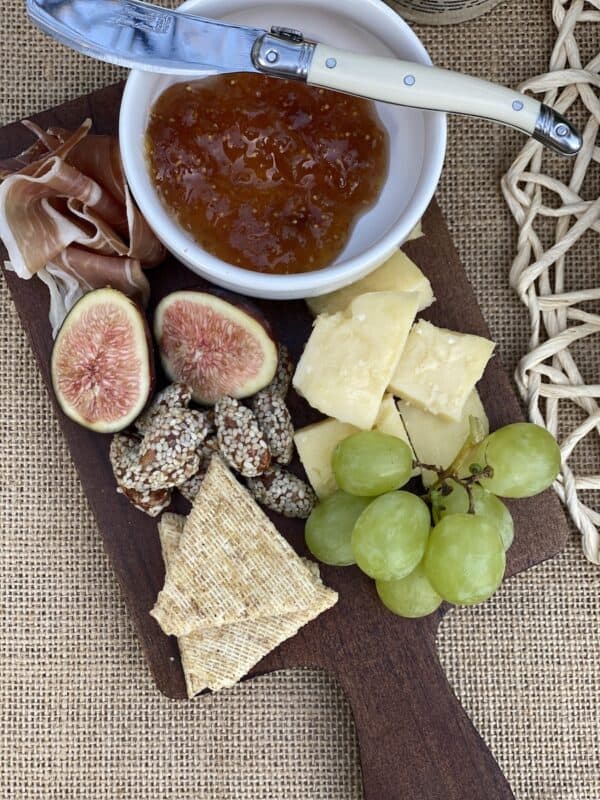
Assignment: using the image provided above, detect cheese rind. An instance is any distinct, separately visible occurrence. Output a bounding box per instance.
[293,291,420,430]
[293,418,359,499]
[389,320,495,421]
[396,389,489,486]
[306,251,434,316]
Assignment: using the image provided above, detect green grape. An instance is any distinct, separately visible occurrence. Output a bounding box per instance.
[332,430,413,497]
[376,563,442,618]
[351,491,430,581]
[432,480,514,550]
[466,422,560,499]
[423,513,505,605]
[305,491,372,566]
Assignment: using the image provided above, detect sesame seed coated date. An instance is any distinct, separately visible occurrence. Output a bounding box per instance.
[246,464,316,519]
[251,389,294,465]
[214,396,271,478]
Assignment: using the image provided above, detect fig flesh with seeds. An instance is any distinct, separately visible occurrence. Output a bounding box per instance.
[154,289,278,405]
[51,288,154,433]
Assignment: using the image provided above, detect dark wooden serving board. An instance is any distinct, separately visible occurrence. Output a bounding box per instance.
[0,83,568,800]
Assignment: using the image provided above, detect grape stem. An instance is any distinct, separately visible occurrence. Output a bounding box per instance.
[395,400,495,515]
[396,403,487,481]
[444,429,481,478]
[415,460,445,475]
[419,442,493,513]
[395,401,426,468]
[465,483,476,514]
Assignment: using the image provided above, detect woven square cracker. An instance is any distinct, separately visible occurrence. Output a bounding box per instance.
[158,512,185,557]
[151,454,337,635]
[178,611,322,695]
[158,505,336,695]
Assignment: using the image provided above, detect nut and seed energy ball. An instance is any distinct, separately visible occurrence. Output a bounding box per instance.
[118,484,172,517]
[246,464,316,519]
[178,436,220,503]
[110,390,212,514]
[110,431,143,487]
[264,344,294,398]
[135,382,193,433]
[138,407,210,490]
[251,389,294,465]
[214,396,271,477]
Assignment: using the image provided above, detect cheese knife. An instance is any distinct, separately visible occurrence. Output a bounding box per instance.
[27,0,582,156]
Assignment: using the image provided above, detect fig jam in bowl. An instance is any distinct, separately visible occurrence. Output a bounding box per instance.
[120,0,446,300]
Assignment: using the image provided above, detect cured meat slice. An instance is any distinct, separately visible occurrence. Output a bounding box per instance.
[0,118,165,334]
[54,246,150,306]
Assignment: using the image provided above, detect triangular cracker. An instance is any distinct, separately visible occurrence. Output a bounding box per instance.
[180,555,333,695]
[157,512,185,558]
[158,505,336,696]
[176,608,327,696]
[151,456,335,637]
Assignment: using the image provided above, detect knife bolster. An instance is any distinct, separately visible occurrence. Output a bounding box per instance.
[252,30,315,81]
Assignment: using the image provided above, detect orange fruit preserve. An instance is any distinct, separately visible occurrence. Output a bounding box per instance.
[146,73,389,275]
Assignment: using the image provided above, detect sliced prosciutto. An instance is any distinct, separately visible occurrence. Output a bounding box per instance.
[0,119,165,335]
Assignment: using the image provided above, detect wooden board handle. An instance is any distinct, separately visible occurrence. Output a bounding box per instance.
[266,576,516,800]
[332,622,514,799]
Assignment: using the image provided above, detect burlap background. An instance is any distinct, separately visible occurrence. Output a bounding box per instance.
[1,0,598,798]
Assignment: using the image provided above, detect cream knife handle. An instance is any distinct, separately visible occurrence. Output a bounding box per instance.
[306,43,581,156]
[310,45,537,131]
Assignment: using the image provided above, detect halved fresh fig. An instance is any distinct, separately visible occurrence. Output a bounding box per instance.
[154,289,278,405]
[51,288,154,433]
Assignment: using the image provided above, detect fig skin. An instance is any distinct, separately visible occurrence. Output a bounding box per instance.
[154,287,278,405]
[51,287,155,433]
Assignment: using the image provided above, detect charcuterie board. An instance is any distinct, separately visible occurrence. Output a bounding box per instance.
[0,82,568,800]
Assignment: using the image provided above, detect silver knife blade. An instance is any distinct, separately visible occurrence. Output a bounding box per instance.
[27,0,265,76]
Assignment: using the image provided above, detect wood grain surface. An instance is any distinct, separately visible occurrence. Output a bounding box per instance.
[0,82,569,800]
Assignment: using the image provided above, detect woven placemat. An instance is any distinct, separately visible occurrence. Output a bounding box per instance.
[1,0,598,798]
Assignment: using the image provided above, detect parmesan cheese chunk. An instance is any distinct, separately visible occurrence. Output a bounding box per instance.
[389,320,494,421]
[293,291,420,430]
[306,251,434,316]
[396,390,489,486]
[294,418,359,500]
[407,220,424,241]
[373,394,411,445]
[373,394,419,477]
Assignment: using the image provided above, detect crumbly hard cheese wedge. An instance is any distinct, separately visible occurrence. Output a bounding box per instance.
[373,394,413,447]
[388,320,495,422]
[407,220,423,241]
[396,389,489,487]
[306,250,433,316]
[293,291,420,430]
[293,394,423,500]
[294,418,359,500]
[157,512,334,696]
[373,394,419,478]
[151,455,337,637]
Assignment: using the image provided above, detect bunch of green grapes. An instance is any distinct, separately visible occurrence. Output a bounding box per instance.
[304,422,561,618]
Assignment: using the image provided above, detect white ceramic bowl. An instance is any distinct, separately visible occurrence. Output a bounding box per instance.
[120,0,446,300]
